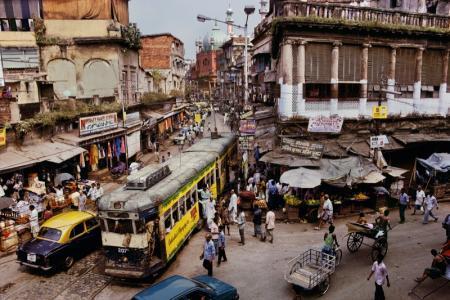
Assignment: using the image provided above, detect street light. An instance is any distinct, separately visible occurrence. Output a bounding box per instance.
[196,5,255,106]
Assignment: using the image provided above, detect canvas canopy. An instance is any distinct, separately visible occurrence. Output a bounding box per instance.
[417,153,450,173]
[319,157,383,187]
[280,168,321,189]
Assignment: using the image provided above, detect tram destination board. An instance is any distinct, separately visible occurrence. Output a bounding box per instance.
[281,138,324,160]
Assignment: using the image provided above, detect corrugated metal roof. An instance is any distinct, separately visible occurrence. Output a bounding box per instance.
[0,141,86,174]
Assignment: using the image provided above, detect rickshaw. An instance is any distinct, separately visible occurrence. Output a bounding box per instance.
[345,221,389,261]
[285,248,336,296]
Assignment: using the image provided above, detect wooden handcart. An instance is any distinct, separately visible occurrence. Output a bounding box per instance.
[345,222,389,261]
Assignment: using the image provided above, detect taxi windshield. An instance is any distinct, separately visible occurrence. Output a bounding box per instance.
[38,227,62,241]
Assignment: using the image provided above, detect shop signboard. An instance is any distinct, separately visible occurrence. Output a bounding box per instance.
[127,131,141,157]
[307,115,344,133]
[239,135,254,151]
[125,112,141,127]
[79,113,118,136]
[0,126,6,146]
[281,137,324,160]
[370,135,389,149]
[372,106,388,119]
[239,119,256,135]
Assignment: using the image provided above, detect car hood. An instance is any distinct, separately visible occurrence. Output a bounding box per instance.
[20,238,61,256]
[193,275,237,296]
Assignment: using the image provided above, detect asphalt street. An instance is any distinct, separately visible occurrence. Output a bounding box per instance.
[1,204,448,300]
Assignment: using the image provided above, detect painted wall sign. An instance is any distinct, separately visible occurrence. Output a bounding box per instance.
[307,115,344,133]
[281,137,324,160]
[79,113,118,136]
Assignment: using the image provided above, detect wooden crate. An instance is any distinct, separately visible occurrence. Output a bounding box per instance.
[287,205,299,221]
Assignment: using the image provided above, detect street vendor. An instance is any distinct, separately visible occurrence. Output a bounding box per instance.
[415,249,447,283]
[29,204,39,238]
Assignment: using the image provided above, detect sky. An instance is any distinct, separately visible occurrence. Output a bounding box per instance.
[129,0,262,60]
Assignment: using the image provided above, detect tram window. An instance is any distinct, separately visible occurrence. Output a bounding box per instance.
[179,196,187,216]
[186,190,193,210]
[172,205,179,224]
[164,214,172,232]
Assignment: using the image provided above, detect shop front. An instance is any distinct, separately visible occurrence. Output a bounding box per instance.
[56,113,128,178]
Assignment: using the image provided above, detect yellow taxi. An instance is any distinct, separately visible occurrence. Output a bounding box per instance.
[17,211,101,271]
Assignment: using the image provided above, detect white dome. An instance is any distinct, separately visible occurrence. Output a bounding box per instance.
[202,22,228,51]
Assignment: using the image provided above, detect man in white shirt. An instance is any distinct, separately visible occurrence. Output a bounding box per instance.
[95,183,104,200]
[265,209,275,243]
[29,205,39,238]
[237,208,246,245]
[367,254,390,300]
[413,186,426,215]
[228,190,238,223]
[423,194,439,224]
[315,194,333,230]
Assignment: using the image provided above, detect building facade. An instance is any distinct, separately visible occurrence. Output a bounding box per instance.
[0,0,148,109]
[140,33,186,95]
[252,0,450,119]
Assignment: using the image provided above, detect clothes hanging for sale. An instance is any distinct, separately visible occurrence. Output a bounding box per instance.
[115,137,121,158]
[79,152,85,168]
[90,144,99,171]
[120,137,126,154]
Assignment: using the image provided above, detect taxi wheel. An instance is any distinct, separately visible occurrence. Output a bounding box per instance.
[64,256,74,269]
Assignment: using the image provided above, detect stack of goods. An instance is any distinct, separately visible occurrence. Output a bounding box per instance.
[354,193,369,201]
[0,220,19,251]
[284,194,301,207]
[305,199,320,206]
[255,199,268,209]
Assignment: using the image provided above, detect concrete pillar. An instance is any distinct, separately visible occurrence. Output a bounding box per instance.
[439,50,449,116]
[359,43,369,116]
[296,40,306,114]
[387,47,397,111]
[330,42,340,115]
[413,48,424,112]
[279,39,294,118]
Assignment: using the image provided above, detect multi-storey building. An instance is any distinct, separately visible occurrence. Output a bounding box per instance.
[253,0,450,119]
[0,0,148,109]
[140,33,186,94]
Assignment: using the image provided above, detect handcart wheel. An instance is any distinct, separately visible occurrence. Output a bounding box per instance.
[371,238,388,261]
[317,275,330,295]
[347,232,363,253]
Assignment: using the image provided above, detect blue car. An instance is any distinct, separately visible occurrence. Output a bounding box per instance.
[132,275,239,300]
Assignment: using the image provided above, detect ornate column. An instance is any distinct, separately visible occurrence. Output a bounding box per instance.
[413,47,424,112]
[359,43,370,115]
[439,50,449,116]
[295,40,306,114]
[330,42,341,115]
[279,39,294,118]
[387,46,397,108]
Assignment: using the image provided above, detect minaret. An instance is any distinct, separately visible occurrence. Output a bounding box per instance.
[259,0,269,19]
[226,2,234,38]
[195,37,203,54]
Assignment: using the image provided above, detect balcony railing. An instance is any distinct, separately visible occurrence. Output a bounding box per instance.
[256,1,450,34]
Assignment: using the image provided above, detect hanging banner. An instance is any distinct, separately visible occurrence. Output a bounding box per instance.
[79,113,118,136]
[0,126,6,146]
[370,135,389,149]
[372,106,388,119]
[281,138,324,160]
[307,115,344,133]
[239,119,256,135]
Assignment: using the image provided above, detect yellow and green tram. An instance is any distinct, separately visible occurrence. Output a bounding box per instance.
[98,134,236,278]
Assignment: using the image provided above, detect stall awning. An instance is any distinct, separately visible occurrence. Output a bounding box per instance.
[417,153,450,173]
[382,166,409,178]
[393,133,450,145]
[259,149,320,168]
[337,137,370,157]
[142,111,164,120]
[55,128,126,147]
[321,140,349,158]
[0,141,86,174]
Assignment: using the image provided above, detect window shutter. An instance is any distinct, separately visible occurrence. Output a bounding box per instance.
[395,48,416,85]
[338,45,361,82]
[368,47,390,85]
[305,43,331,83]
[422,50,442,86]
